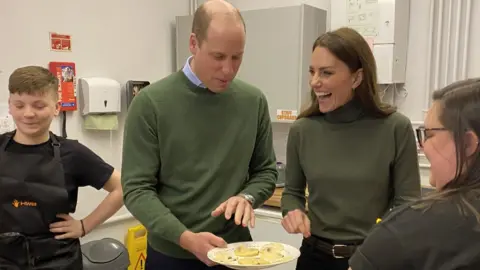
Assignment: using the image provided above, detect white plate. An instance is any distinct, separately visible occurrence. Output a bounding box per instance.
[207,241,300,270]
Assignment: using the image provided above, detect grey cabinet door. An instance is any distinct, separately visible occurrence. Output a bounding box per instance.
[175,15,194,71]
[236,6,302,121]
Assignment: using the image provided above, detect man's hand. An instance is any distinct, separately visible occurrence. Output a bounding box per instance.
[179,231,227,266]
[281,209,311,238]
[49,214,85,240]
[211,196,255,228]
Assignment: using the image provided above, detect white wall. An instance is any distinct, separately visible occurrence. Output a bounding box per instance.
[0,0,190,243]
[467,1,480,78]
[397,0,479,121]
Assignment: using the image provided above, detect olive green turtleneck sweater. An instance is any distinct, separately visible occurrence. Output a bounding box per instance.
[281,99,421,241]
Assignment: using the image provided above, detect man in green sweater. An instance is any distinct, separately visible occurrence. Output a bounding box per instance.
[121,1,277,269]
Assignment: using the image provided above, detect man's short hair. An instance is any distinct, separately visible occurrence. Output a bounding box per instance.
[191,1,245,45]
[8,66,58,97]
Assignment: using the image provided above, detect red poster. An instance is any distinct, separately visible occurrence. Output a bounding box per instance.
[48,62,77,111]
[50,33,72,52]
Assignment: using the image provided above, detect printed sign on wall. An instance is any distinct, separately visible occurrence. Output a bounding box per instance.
[50,32,72,52]
[276,109,298,121]
[49,62,77,111]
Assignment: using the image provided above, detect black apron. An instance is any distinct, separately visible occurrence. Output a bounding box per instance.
[0,132,83,270]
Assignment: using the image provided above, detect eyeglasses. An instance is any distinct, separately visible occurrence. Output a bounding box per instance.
[415,126,447,148]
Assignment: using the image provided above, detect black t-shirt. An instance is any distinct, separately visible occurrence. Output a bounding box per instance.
[349,196,480,270]
[0,132,114,213]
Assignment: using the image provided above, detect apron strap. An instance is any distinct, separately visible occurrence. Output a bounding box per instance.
[0,131,15,151]
[49,132,61,162]
[1,131,61,161]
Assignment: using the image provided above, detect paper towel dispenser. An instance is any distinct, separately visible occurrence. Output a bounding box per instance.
[78,77,121,115]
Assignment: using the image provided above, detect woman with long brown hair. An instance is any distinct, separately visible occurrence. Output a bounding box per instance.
[349,78,480,270]
[280,27,421,270]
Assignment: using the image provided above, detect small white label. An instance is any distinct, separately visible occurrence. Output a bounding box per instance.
[276,109,298,121]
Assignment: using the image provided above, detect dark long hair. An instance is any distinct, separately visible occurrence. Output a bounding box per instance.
[413,78,480,221]
[297,27,395,119]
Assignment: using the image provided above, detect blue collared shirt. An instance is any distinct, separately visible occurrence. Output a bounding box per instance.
[182,56,205,88]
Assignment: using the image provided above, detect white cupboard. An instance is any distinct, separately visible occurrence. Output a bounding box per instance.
[251,208,303,270]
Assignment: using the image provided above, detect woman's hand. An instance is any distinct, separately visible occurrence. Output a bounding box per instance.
[281,209,311,238]
[49,214,85,240]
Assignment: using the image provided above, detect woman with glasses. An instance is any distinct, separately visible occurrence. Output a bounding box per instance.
[349,78,480,270]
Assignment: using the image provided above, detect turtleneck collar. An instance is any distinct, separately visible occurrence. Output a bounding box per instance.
[324,97,364,123]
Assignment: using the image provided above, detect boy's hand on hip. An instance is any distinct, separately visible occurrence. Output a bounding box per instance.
[212,196,255,228]
[49,214,84,239]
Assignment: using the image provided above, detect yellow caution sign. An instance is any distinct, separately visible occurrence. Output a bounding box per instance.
[125,224,147,270]
[134,252,146,270]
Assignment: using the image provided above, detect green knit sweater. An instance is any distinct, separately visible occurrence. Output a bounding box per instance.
[121,71,277,258]
[281,99,421,241]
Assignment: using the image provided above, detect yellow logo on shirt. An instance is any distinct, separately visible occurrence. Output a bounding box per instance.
[12,199,37,208]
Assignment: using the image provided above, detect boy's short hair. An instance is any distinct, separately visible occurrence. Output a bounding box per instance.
[8,66,58,98]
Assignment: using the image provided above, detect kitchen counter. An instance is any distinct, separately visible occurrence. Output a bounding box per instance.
[254,205,283,219]
[264,187,309,210]
[264,187,284,208]
[264,186,435,209]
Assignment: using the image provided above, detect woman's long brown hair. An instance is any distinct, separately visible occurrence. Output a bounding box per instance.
[297,27,395,119]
